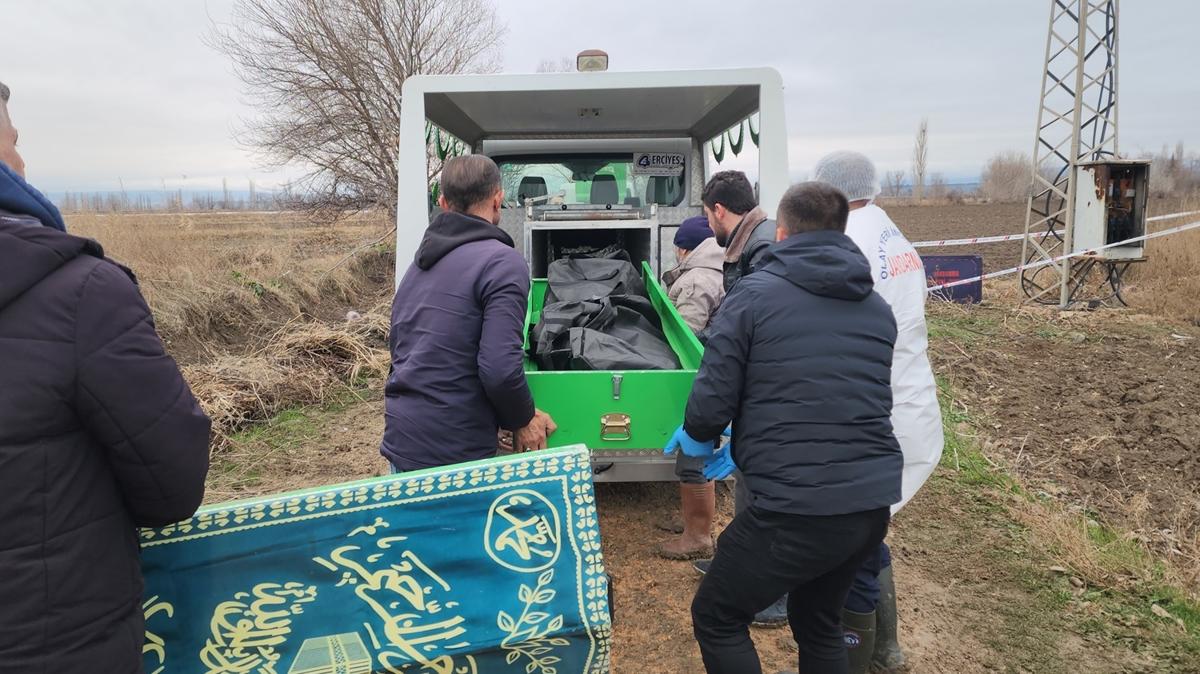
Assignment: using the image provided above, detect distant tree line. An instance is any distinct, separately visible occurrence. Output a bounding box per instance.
[57,180,286,213]
[878,119,1199,204]
[1147,142,1200,198]
[975,142,1199,203]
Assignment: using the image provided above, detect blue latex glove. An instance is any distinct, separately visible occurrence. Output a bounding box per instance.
[703,445,737,481]
[663,424,715,458]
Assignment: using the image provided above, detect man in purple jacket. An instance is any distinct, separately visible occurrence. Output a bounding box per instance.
[382,155,556,471]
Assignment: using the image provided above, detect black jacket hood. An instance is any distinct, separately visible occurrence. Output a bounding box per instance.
[0,213,103,310]
[414,210,514,270]
[757,229,875,301]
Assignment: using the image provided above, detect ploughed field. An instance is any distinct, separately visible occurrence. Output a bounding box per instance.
[888,201,1027,274]
[101,201,1200,672]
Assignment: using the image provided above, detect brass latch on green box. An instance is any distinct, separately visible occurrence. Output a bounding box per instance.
[600,413,632,441]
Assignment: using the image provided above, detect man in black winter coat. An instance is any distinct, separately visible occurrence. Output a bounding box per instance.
[689,169,803,625]
[0,81,212,673]
[692,169,798,625]
[680,182,903,674]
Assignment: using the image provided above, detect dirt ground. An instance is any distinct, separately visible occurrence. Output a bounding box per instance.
[927,298,1200,580]
[885,198,1194,277]
[207,391,1171,673]
[180,201,1200,672]
[888,201,1027,274]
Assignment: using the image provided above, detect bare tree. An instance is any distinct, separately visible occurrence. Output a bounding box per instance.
[912,118,928,202]
[209,0,506,217]
[979,151,1034,202]
[1145,141,1199,198]
[928,172,948,200]
[537,56,575,73]
[883,170,906,198]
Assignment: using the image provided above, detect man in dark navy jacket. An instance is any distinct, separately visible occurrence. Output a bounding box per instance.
[382,155,555,471]
[0,80,211,673]
[670,182,902,674]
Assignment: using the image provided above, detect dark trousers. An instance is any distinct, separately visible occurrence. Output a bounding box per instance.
[691,506,890,674]
[734,477,892,614]
[845,541,891,613]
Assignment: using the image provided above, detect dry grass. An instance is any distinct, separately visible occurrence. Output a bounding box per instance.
[1124,196,1200,323]
[1015,496,1173,592]
[62,209,398,449]
[68,210,394,355]
[185,307,390,449]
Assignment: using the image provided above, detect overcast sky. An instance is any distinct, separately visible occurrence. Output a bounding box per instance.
[2,0,1197,193]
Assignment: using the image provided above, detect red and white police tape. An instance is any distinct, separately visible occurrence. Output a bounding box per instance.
[926,218,1200,293]
[910,209,1200,249]
[1150,209,1200,222]
[912,230,1057,249]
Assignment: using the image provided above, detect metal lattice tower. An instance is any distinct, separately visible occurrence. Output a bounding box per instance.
[1020,0,1121,307]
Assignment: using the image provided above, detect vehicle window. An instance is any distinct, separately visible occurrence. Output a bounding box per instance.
[497,154,686,208]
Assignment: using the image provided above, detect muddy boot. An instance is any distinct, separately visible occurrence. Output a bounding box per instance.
[843,608,877,674]
[654,515,684,534]
[656,482,715,560]
[751,595,789,628]
[871,565,907,672]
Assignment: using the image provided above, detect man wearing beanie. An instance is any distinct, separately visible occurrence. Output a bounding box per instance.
[657,216,726,560]
[812,150,944,674]
[664,216,727,334]
[0,80,212,672]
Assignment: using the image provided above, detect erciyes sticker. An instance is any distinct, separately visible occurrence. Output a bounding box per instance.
[632,152,686,176]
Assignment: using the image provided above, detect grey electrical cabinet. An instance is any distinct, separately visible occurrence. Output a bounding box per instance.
[1071,160,1150,260]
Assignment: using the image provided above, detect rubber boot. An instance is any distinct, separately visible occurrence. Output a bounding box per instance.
[871,565,907,672]
[843,608,877,674]
[656,482,715,560]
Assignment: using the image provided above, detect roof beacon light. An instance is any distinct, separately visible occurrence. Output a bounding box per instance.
[576,49,609,72]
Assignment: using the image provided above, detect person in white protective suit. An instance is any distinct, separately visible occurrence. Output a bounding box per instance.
[811,151,944,674]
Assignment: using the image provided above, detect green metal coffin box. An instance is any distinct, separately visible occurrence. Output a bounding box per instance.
[523,263,702,482]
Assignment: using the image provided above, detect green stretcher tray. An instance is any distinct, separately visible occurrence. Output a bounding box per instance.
[523,262,703,455]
